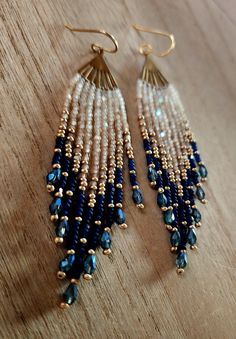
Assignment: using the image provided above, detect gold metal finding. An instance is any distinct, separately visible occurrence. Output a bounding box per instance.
[133,24,175,57]
[133,24,175,88]
[65,25,118,89]
[64,25,118,54]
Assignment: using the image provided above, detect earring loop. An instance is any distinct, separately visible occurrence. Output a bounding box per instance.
[65,25,118,54]
[133,24,175,57]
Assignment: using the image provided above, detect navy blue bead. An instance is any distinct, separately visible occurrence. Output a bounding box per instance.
[46,168,61,185]
[170,230,181,247]
[55,136,64,149]
[163,209,175,225]
[56,219,70,237]
[59,254,75,272]
[132,189,143,205]
[143,139,151,151]
[192,208,201,223]
[157,192,167,208]
[196,186,205,200]
[63,283,78,305]
[128,159,136,171]
[187,228,197,246]
[84,254,96,275]
[52,152,61,165]
[115,208,126,225]
[191,141,198,152]
[146,154,153,165]
[101,231,112,249]
[49,197,62,215]
[194,153,201,163]
[176,251,188,269]
[130,173,138,186]
[148,167,158,182]
[199,164,208,178]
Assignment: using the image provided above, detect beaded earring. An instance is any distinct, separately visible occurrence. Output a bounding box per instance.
[46,26,144,308]
[133,24,208,274]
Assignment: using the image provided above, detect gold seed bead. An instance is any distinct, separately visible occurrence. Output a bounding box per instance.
[104,227,111,232]
[54,148,61,153]
[57,271,66,279]
[71,278,80,285]
[201,199,207,204]
[59,302,70,309]
[190,245,198,250]
[53,164,61,169]
[54,237,63,244]
[116,183,122,188]
[88,202,95,207]
[195,222,201,227]
[75,216,82,221]
[47,184,55,193]
[132,185,139,190]
[170,246,177,253]
[67,249,75,254]
[108,203,114,208]
[137,203,144,209]
[66,190,73,196]
[50,215,58,222]
[61,216,68,221]
[88,249,95,254]
[95,220,101,225]
[119,223,128,229]
[103,248,112,255]
[80,238,87,244]
[83,273,93,281]
[116,203,122,208]
[166,225,173,231]
[62,172,69,177]
[177,268,185,275]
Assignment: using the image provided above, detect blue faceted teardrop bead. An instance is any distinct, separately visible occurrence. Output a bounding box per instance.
[170,230,181,247]
[187,228,197,246]
[84,254,96,275]
[46,168,61,185]
[192,208,201,223]
[49,197,62,215]
[132,189,143,205]
[163,209,175,225]
[101,231,111,249]
[196,186,205,201]
[157,192,167,208]
[116,208,126,225]
[176,251,188,269]
[199,164,208,178]
[63,283,78,305]
[59,254,75,272]
[56,219,69,237]
[148,167,158,182]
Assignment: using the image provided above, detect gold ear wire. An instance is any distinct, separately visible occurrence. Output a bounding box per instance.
[64,25,118,54]
[133,24,175,57]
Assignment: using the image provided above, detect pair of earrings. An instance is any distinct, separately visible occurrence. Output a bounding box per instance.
[46,24,208,308]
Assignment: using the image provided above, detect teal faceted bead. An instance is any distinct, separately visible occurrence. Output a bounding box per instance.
[192,208,201,223]
[163,209,175,225]
[49,197,62,215]
[84,254,96,275]
[199,164,208,178]
[187,228,197,246]
[157,192,167,208]
[132,189,143,205]
[170,230,181,247]
[101,231,111,249]
[176,251,188,269]
[148,167,158,182]
[116,208,126,225]
[46,168,61,185]
[56,219,69,237]
[196,186,205,201]
[59,254,75,272]
[63,283,78,305]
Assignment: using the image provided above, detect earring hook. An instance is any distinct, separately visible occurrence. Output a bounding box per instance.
[133,24,175,57]
[64,25,118,54]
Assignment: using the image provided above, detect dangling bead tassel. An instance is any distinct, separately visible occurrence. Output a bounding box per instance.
[46,52,144,307]
[136,59,208,274]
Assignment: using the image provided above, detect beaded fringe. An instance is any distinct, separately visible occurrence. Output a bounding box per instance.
[46,68,143,307]
[136,75,208,274]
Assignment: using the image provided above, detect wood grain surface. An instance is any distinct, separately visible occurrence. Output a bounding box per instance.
[1,1,236,338]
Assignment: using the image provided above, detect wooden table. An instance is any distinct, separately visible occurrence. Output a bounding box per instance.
[1,1,236,338]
